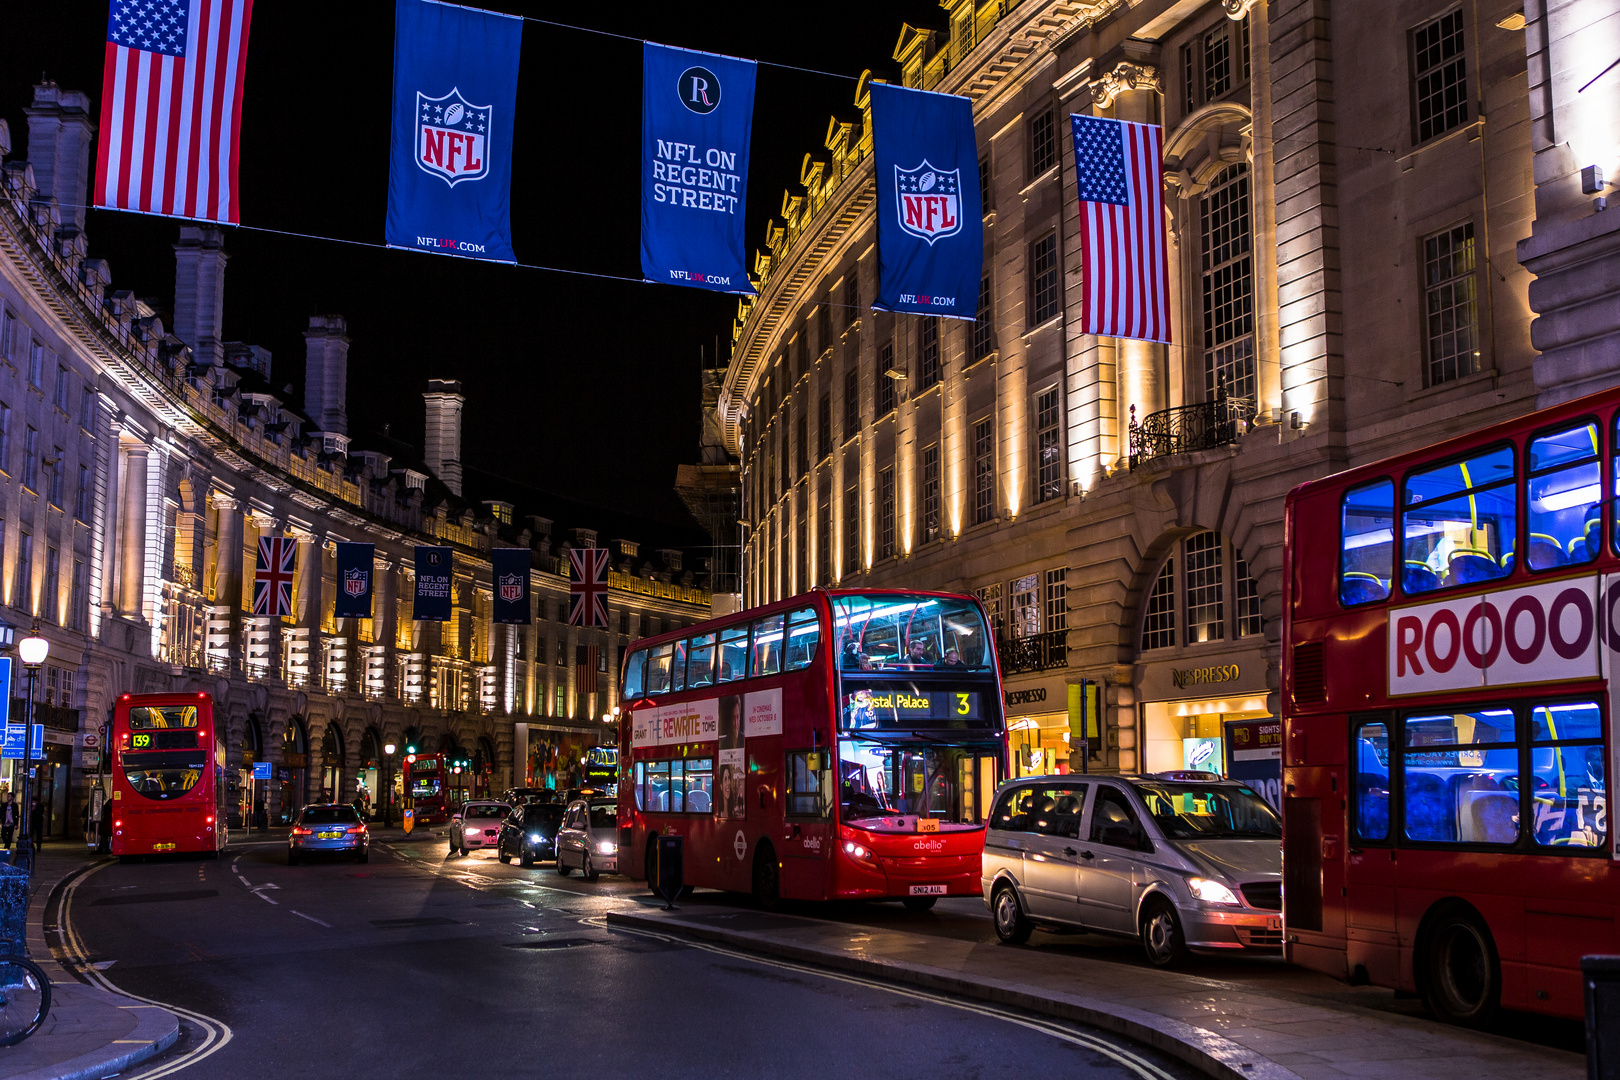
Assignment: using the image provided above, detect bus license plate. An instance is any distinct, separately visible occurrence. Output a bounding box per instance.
[318,831,341,839]
[909,884,947,896]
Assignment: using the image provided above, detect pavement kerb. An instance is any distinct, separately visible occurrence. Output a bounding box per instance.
[605,909,1301,1080]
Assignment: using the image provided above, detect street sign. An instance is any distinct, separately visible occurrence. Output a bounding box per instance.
[252,761,272,781]
[0,659,13,729]
[0,725,43,760]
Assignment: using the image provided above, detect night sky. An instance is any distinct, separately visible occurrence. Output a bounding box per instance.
[0,1,940,528]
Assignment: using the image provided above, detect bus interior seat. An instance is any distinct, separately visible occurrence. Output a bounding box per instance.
[1403,771,1453,841]
[1340,572,1389,605]
[1460,789,1518,843]
[1529,533,1567,569]
[1402,562,1441,594]
[686,790,711,813]
[1449,550,1501,584]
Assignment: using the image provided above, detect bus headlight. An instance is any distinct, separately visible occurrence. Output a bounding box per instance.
[1187,877,1240,905]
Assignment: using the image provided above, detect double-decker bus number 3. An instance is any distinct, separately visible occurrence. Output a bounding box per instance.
[956,693,971,716]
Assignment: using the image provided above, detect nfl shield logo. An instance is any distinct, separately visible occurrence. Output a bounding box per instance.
[894,161,963,245]
[416,88,492,187]
[499,573,523,604]
[344,567,369,598]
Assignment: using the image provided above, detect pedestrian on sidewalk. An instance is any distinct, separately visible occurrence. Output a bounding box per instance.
[30,797,45,849]
[0,792,16,850]
[253,801,268,834]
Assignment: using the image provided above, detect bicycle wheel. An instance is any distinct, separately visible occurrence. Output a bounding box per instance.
[0,955,50,1046]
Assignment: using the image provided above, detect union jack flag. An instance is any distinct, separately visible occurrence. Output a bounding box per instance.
[568,548,609,628]
[253,535,295,616]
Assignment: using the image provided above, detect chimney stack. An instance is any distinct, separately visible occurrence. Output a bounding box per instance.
[423,379,464,496]
[303,315,349,434]
[23,83,93,233]
[173,226,228,364]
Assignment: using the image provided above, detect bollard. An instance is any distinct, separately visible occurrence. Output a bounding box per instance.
[0,864,27,954]
[655,834,684,910]
[1585,956,1620,1080]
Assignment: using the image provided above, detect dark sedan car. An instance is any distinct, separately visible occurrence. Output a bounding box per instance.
[289,804,368,864]
[497,803,566,867]
[500,787,561,806]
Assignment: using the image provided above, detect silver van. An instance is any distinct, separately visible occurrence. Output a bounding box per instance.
[981,772,1282,966]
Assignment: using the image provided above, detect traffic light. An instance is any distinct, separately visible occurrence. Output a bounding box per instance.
[406,744,418,755]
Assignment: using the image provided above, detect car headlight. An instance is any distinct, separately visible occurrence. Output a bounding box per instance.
[1187,877,1240,905]
[464,827,479,836]
[528,833,542,842]
[597,840,617,855]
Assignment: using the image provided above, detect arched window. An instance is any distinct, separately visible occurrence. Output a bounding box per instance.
[1199,164,1255,405]
[1139,532,1264,653]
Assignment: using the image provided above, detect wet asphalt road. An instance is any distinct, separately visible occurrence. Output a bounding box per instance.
[57,834,1204,1080]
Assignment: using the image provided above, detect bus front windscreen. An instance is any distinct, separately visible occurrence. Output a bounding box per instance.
[838,740,1001,831]
[832,594,992,671]
[123,749,207,800]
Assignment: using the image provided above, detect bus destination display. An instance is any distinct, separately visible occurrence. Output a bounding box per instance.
[842,685,988,728]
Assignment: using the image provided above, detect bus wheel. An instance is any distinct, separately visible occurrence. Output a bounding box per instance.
[1420,906,1500,1027]
[752,844,780,911]
[902,896,937,912]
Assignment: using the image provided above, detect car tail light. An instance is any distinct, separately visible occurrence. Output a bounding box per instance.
[291,827,313,836]
[347,825,366,834]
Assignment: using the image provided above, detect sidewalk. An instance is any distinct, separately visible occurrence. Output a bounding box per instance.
[0,846,179,1080]
[606,905,1584,1080]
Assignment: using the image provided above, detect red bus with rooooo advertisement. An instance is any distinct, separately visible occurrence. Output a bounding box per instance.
[1283,385,1620,1025]
[109,692,227,857]
[619,589,1007,908]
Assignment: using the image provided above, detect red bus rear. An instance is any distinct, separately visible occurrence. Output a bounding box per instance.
[619,589,1006,907]
[404,752,450,824]
[110,693,227,857]
[1283,385,1620,1023]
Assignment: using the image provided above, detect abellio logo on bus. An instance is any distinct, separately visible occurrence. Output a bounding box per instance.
[1387,575,1611,695]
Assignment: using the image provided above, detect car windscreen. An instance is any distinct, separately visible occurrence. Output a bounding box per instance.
[463,804,505,819]
[589,806,618,830]
[299,807,359,825]
[1131,783,1281,839]
[523,805,564,826]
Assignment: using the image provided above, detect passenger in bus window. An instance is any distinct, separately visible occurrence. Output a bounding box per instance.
[934,648,965,669]
[901,639,933,668]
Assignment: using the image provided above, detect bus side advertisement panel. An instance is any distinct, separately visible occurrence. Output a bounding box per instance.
[631,699,720,748]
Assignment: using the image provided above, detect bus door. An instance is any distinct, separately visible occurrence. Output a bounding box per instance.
[781,749,833,898]
[1344,715,1398,981]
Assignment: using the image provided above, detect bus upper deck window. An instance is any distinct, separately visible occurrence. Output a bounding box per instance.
[1402,445,1515,594]
[783,608,821,671]
[716,624,750,682]
[1340,479,1394,606]
[1528,421,1600,570]
[623,649,648,699]
[647,643,674,695]
[688,634,717,688]
[753,614,785,676]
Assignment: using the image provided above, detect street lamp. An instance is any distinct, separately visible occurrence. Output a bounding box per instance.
[383,742,397,828]
[15,626,48,872]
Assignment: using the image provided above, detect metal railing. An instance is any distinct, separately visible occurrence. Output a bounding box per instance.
[997,630,1069,676]
[1128,392,1256,470]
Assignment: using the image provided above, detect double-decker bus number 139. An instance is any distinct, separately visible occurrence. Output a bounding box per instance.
[131,733,152,748]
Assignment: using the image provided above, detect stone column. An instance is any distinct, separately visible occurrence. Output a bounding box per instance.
[118,443,149,617]
[209,493,242,665]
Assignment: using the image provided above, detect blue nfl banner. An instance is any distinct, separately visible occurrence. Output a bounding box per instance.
[869,82,982,320]
[641,43,757,295]
[385,0,522,263]
[334,542,375,620]
[491,547,530,625]
[414,546,453,622]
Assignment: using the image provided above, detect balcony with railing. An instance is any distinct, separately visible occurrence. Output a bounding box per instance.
[1128,391,1256,470]
[997,630,1068,676]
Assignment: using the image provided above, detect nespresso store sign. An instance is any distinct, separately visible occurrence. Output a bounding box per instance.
[1004,687,1047,708]
[1171,664,1240,689]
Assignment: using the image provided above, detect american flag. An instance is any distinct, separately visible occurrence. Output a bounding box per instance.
[1071,115,1170,343]
[575,644,599,696]
[252,535,295,616]
[568,548,610,628]
[95,0,255,223]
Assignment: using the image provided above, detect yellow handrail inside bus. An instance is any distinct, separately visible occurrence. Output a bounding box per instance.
[1533,706,1568,796]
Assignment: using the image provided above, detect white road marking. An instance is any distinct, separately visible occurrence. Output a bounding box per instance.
[290,911,330,928]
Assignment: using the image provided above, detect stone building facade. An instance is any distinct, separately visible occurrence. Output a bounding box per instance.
[1,83,712,835]
[718,0,1606,778]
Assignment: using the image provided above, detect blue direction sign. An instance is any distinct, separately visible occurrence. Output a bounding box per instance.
[252,761,272,781]
[0,658,12,728]
[1,724,43,760]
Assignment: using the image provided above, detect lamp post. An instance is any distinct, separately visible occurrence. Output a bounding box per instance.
[16,627,48,873]
[383,742,396,828]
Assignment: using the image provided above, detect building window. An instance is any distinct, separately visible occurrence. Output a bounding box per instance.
[844,272,859,325]
[1142,558,1176,651]
[1240,13,1251,82]
[1203,22,1232,101]
[977,583,1004,637]
[1235,550,1262,637]
[973,274,995,361]
[75,464,89,522]
[1184,531,1225,645]
[1423,223,1478,385]
[27,341,43,388]
[1200,164,1255,404]
[1010,574,1039,638]
[979,155,993,215]
[817,301,831,357]
[16,531,32,610]
[70,560,84,630]
[555,684,566,716]
[879,466,895,560]
[817,395,832,458]
[796,414,808,477]
[23,428,38,492]
[795,493,807,591]
[79,386,96,430]
[1182,17,1249,114]
[877,341,897,416]
[46,448,62,507]
[1029,108,1057,177]
[1030,233,1060,326]
[843,485,859,576]
[1035,386,1063,504]
[1412,9,1468,144]
[973,417,995,525]
[0,310,13,361]
[44,546,58,623]
[818,490,832,586]
[0,403,11,474]
[921,444,941,543]
[556,636,568,666]
[53,366,68,411]
[1044,568,1067,632]
[844,367,859,439]
[919,319,940,389]
[778,427,789,495]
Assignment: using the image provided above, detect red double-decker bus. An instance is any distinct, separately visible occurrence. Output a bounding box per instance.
[108,693,227,858]
[404,752,449,824]
[619,589,1006,909]
[1283,385,1620,1024]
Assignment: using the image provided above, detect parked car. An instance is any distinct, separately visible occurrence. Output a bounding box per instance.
[450,800,512,856]
[497,803,566,867]
[501,787,560,806]
[289,804,368,864]
[982,772,1283,966]
[555,800,619,881]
